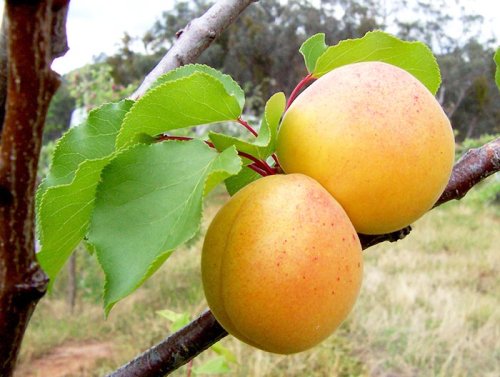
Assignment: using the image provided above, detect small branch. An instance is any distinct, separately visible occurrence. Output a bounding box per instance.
[158,134,273,177]
[131,0,257,99]
[286,73,314,110]
[106,310,227,377]
[434,137,500,206]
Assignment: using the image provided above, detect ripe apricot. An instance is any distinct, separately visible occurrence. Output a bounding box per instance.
[276,62,455,234]
[201,174,362,354]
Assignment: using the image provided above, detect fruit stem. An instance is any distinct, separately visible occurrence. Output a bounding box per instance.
[286,73,315,110]
[237,116,259,137]
[248,163,269,176]
[238,151,275,175]
[158,134,274,177]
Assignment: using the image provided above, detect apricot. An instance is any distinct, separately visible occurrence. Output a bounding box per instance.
[201,174,362,354]
[276,61,455,235]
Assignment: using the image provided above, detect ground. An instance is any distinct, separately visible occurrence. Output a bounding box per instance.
[15,341,114,377]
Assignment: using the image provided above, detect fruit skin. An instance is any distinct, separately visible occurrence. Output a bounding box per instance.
[202,174,362,354]
[276,61,455,235]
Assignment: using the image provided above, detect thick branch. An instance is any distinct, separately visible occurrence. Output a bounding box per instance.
[131,0,257,99]
[0,1,69,375]
[109,138,500,376]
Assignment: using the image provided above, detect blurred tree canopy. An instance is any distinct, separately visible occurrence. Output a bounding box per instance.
[45,0,499,142]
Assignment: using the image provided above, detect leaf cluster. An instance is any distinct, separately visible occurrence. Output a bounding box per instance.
[37,30,483,314]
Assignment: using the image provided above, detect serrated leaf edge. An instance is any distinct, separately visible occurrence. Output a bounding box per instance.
[152,63,245,110]
[97,141,241,314]
[116,71,243,149]
[313,30,441,94]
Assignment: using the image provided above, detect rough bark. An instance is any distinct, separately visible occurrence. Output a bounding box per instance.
[0,1,69,375]
[0,13,7,134]
[131,0,258,99]
[107,139,500,376]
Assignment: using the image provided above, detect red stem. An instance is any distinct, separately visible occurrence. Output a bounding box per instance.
[248,163,269,177]
[238,151,275,175]
[157,134,273,177]
[237,117,258,137]
[186,359,193,377]
[286,73,315,110]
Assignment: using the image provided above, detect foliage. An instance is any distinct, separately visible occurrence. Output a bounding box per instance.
[36,31,442,313]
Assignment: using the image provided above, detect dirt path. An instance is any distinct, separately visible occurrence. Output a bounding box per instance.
[14,341,114,377]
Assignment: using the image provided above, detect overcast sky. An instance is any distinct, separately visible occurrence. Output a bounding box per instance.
[0,0,498,75]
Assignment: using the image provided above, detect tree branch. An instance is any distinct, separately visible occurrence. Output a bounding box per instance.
[0,1,69,375]
[107,310,227,377]
[130,0,258,99]
[434,138,500,206]
[108,139,500,376]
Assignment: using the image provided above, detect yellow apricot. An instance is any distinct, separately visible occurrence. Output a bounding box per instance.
[276,62,455,235]
[201,174,363,354]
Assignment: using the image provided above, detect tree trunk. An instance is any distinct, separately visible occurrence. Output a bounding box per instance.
[0,1,69,375]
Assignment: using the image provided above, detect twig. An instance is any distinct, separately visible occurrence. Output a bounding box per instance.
[131,0,258,99]
[107,139,500,376]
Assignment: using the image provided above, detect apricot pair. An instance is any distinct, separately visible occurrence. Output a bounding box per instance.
[201,62,455,354]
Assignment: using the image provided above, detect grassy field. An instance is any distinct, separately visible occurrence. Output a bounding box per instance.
[17,188,499,377]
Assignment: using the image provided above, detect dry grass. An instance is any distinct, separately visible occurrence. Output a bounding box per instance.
[18,192,500,377]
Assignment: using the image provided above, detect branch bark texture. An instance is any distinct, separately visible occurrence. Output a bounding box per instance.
[108,138,500,377]
[131,0,257,99]
[0,1,69,375]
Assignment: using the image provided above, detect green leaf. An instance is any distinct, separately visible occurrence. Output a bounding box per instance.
[37,159,110,283]
[193,356,231,375]
[224,166,261,196]
[88,141,241,313]
[210,343,238,364]
[300,33,328,73]
[157,309,191,332]
[36,100,133,284]
[38,100,134,198]
[116,72,243,149]
[152,64,245,111]
[313,30,441,94]
[209,92,286,160]
[494,48,500,92]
